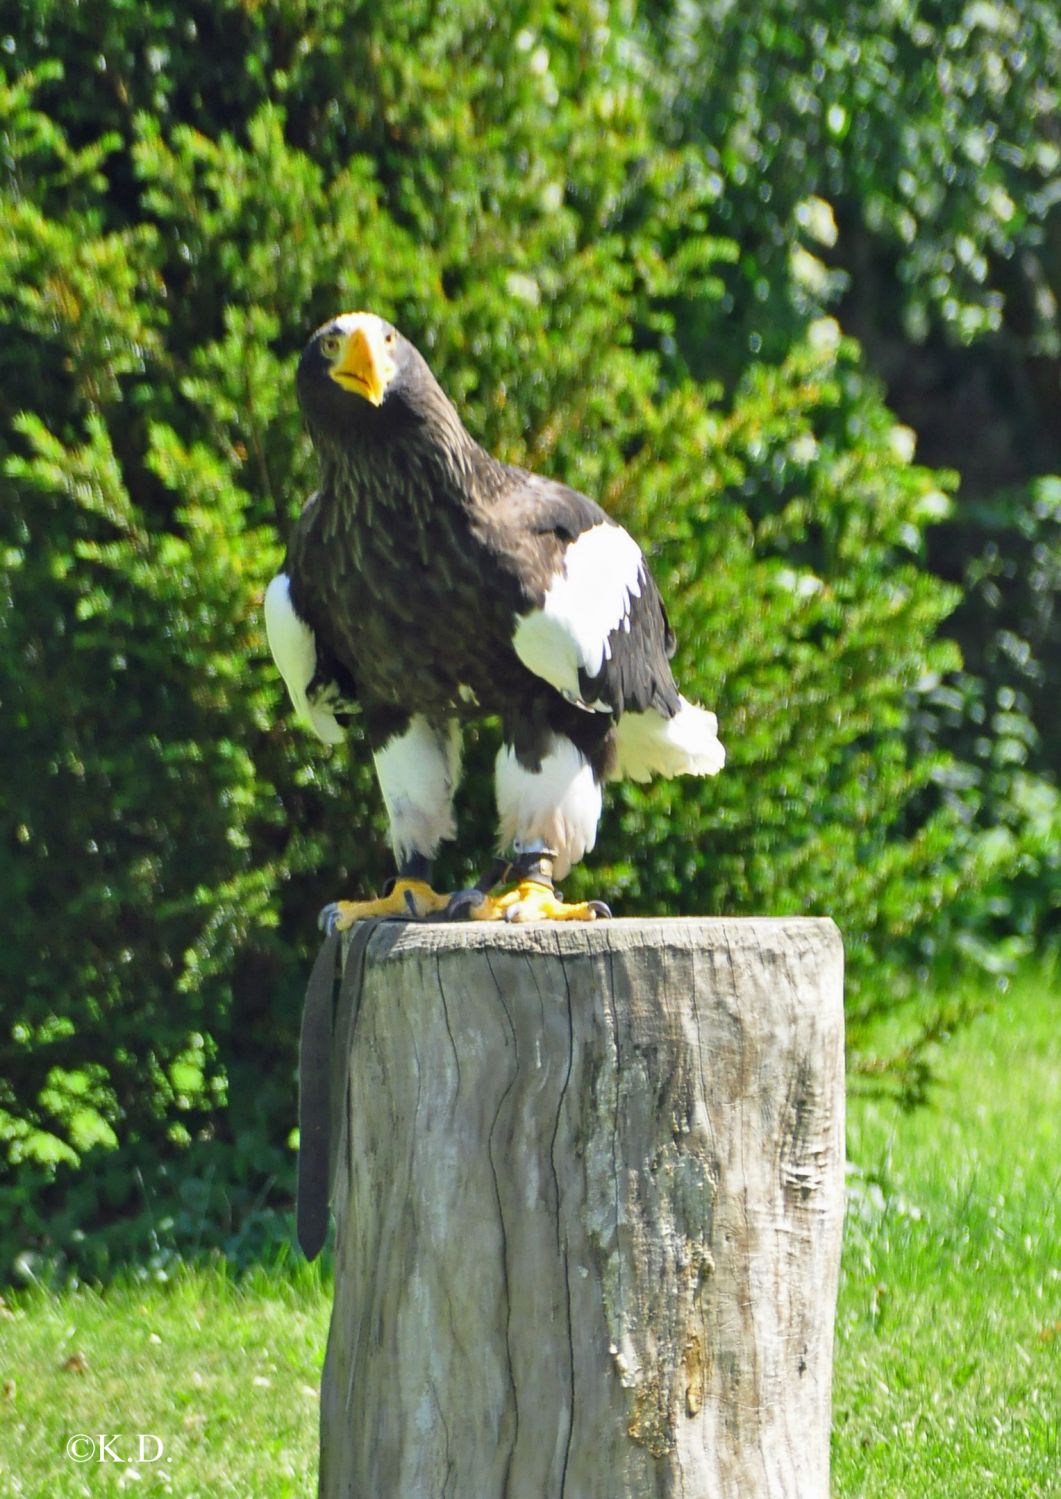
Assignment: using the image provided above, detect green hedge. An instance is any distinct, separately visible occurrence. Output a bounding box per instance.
[0,0,1045,1279]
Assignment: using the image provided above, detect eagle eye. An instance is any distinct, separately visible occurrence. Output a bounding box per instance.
[320,333,343,359]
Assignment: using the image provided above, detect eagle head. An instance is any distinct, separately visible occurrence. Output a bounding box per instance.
[298,310,407,408]
[297,312,472,467]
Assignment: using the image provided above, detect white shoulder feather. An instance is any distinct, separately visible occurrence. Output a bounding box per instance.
[511,522,646,710]
[264,573,345,745]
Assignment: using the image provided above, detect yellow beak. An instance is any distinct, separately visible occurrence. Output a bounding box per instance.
[328,321,393,406]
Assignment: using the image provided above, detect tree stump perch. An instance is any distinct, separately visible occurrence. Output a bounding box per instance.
[318,917,845,1499]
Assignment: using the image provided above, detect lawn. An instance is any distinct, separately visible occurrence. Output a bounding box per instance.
[834,962,1059,1497]
[0,1260,330,1497]
[1,963,1056,1497]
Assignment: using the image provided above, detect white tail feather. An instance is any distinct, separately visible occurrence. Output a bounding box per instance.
[614,697,726,783]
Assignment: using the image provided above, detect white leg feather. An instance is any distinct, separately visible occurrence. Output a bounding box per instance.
[374,717,462,864]
[496,736,602,879]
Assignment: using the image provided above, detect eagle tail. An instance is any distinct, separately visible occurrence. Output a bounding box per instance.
[613,697,726,783]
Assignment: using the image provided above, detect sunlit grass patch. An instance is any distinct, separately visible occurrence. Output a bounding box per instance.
[0,1260,331,1496]
[834,962,1060,1497]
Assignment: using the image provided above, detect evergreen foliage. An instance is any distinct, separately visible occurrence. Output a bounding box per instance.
[0,0,1053,1278]
[648,0,1061,942]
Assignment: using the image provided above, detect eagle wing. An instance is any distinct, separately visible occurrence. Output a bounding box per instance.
[496,471,680,718]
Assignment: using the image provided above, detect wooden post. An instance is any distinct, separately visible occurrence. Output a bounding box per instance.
[319,917,844,1499]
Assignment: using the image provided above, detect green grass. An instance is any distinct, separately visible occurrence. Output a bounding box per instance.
[1,964,1057,1497]
[0,1260,331,1496]
[835,962,1060,1497]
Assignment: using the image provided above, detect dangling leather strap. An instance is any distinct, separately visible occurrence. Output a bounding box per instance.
[296,921,381,1260]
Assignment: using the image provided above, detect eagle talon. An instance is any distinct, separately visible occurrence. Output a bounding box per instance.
[470,878,611,923]
[318,902,344,936]
[317,879,450,931]
[442,888,489,921]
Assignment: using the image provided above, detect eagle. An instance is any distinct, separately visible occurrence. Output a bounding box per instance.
[265,311,724,928]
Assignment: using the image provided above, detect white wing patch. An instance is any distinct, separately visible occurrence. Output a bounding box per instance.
[263,573,346,745]
[512,522,645,710]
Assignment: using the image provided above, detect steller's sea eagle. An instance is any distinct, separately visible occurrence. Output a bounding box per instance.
[265,312,724,927]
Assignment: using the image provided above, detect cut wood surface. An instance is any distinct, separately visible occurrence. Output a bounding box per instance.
[319,917,845,1499]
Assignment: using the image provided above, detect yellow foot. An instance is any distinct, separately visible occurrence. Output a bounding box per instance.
[469,878,611,924]
[319,879,450,934]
